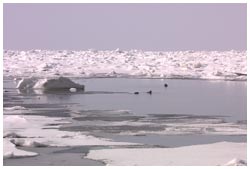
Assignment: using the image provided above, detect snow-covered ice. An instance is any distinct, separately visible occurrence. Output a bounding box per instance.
[224,158,247,166]
[3,106,27,111]
[3,139,38,159]
[87,142,247,166]
[17,76,85,91]
[3,108,139,159]
[3,49,247,164]
[3,50,246,80]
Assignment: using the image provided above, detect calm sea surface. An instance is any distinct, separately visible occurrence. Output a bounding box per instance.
[13,78,245,122]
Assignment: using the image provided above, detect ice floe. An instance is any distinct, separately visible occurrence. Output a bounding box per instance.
[86,141,247,166]
[3,50,246,81]
[3,106,27,111]
[3,111,139,159]
[4,115,28,128]
[3,106,28,115]
[3,139,38,159]
[16,76,85,92]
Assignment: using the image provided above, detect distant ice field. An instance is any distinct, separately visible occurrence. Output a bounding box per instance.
[3,50,247,80]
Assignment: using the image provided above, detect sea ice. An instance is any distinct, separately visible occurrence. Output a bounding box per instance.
[16,77,37,90]
[224,158,247,166]
[33,77,85,90]
[16,76,85,92]
[69,88,77,92]
[3,50,246,81]
[3,106,26,111]
[3,139,38,159]
[4,115,28,128]
[87,142,247,166]
[3,113,139,159]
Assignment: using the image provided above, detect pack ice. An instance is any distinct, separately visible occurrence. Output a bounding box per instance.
[3,50,247,80]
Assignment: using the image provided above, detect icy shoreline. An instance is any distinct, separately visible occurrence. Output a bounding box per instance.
[87,142,247,166]
[3,50,246,81]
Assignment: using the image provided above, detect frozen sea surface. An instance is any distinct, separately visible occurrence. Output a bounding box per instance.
[3,50,246,80]
[3,49,247,165]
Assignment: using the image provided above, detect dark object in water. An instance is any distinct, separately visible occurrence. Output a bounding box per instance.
[134,92,139,95]
[147,90,152,94]
[235,72,247,76]
[164,83,168,87]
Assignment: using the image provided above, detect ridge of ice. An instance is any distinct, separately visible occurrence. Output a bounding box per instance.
[10,139,49,147]
[33,77,85,90]
[4,50,247,81]
[17,76,85,91]
[3,106,26,111]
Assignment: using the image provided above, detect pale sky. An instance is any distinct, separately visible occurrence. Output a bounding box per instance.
[3,3,247,51]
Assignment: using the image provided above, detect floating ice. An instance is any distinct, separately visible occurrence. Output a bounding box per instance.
[224,158,247,166]
[3,106,26,111]
[3,139,38,159]
[69,88,77,92]
[87,142,247,166]
[3,106,28,115]
[3,132,26,138]
[16,76,85,92]
[16,77,37,90]
[3,113,139,159]
[4,115,28,128]
[33,77,85,90]
[10,139,49,147]
[4,50,246,81]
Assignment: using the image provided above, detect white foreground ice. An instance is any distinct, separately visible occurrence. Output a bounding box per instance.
[3,105,247,160]
[3,107,139,159]
[3,139,38,159]
[86,142,247,166]
[3,50,246,80]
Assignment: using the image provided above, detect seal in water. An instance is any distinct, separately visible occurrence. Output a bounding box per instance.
[147,90,152,94]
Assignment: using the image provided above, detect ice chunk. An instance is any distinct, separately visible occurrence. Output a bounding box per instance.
[69,88,77,92]
[3,139,38,159]
[4,115,28,128]
[224,158,247,166]
[16,77,37,90]
[33,77,85,91]
[17,76,85,92]
[4,106,26,111]
[3,132,26,138]
[10,139,49,147]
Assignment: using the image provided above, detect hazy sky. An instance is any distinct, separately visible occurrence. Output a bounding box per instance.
[3,3,247,51]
